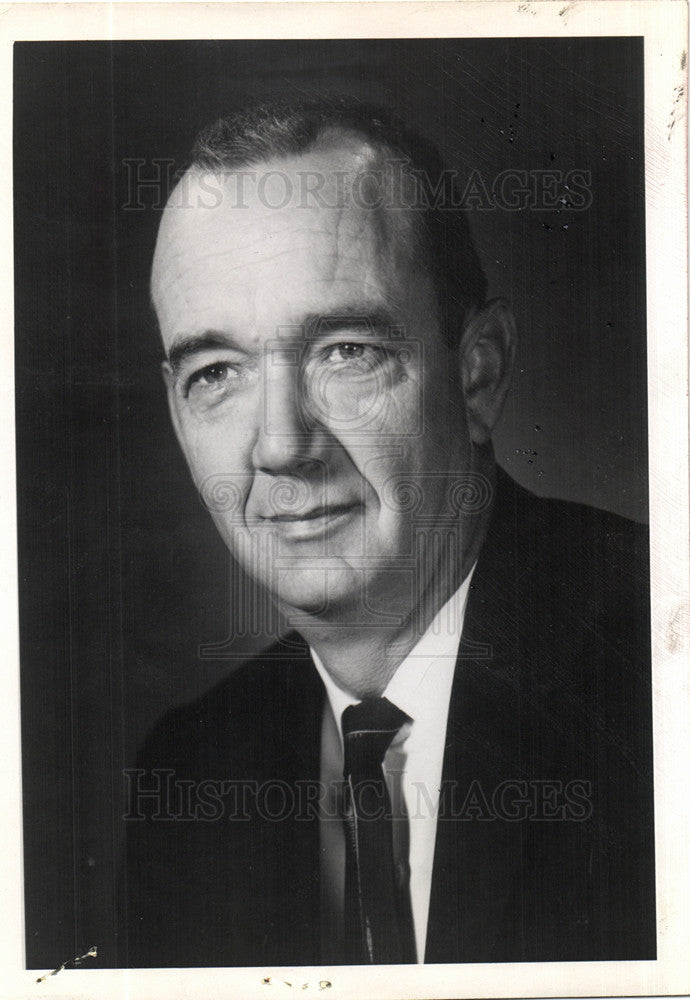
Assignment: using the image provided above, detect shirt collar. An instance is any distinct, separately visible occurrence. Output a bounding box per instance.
[311,564,476,741]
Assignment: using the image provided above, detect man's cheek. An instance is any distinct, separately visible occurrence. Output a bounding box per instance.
[382,378,425,437]
[336,387,423,454]
[195,462,256,536]
[175,417,214,473]
[356,453,419,537]
[184,421,247,478]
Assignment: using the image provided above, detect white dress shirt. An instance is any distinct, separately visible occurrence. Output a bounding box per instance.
[311,565,476,963]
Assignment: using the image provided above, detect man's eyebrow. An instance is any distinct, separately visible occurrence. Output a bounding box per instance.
[303,309,399,339]
[167,331,241,376]
[167,310,401,374]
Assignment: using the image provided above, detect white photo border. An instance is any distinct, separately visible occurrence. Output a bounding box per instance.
[1,2,687,998]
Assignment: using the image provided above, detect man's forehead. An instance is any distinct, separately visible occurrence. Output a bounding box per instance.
[154,138,417,265]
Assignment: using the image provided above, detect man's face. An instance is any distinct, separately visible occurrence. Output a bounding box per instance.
[152,141,474,624]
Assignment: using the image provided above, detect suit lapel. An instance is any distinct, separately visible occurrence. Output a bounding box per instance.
[425,475,531,962]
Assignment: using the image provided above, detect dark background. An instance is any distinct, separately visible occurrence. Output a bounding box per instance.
[14,38,647,968]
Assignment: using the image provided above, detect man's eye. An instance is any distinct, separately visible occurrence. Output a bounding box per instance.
[186,362,234,395]
[334,343,365,360]
[324,343,386,368]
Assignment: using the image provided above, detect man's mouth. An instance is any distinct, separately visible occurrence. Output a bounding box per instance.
[266,502,358,523]
[259,501,363,539]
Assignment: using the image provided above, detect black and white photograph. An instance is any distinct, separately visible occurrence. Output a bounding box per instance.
[4,3,688,997]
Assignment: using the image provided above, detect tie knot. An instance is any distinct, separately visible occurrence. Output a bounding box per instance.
[341,697,410,778]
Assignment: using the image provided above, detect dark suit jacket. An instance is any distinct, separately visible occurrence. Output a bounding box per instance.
[120,473,656,967]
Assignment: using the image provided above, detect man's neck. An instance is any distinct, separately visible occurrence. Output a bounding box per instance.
[286,498,492,700]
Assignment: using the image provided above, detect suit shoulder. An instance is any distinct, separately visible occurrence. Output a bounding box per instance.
[494,472,649,585]
[483,471,652,687]
[135,633,315,770]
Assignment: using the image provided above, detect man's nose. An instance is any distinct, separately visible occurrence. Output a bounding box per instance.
[251,358,318,474]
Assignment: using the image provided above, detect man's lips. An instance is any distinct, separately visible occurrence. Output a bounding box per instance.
[262,501,361,523]
[252,500,363,542]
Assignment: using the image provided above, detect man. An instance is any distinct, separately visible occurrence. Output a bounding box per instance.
[122,99,655,967]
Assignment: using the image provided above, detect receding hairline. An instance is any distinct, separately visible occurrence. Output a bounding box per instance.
[165,125,424,213]
[156,129,425,287]
[153,100,488,348]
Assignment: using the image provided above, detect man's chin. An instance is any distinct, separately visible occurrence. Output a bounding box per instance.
[268,573,412,634]
[270,568,357,622]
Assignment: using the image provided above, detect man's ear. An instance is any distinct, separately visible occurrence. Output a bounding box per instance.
[458,298,517,446]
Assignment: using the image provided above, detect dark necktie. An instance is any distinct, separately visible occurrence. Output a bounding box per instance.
[341,697,415,964]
